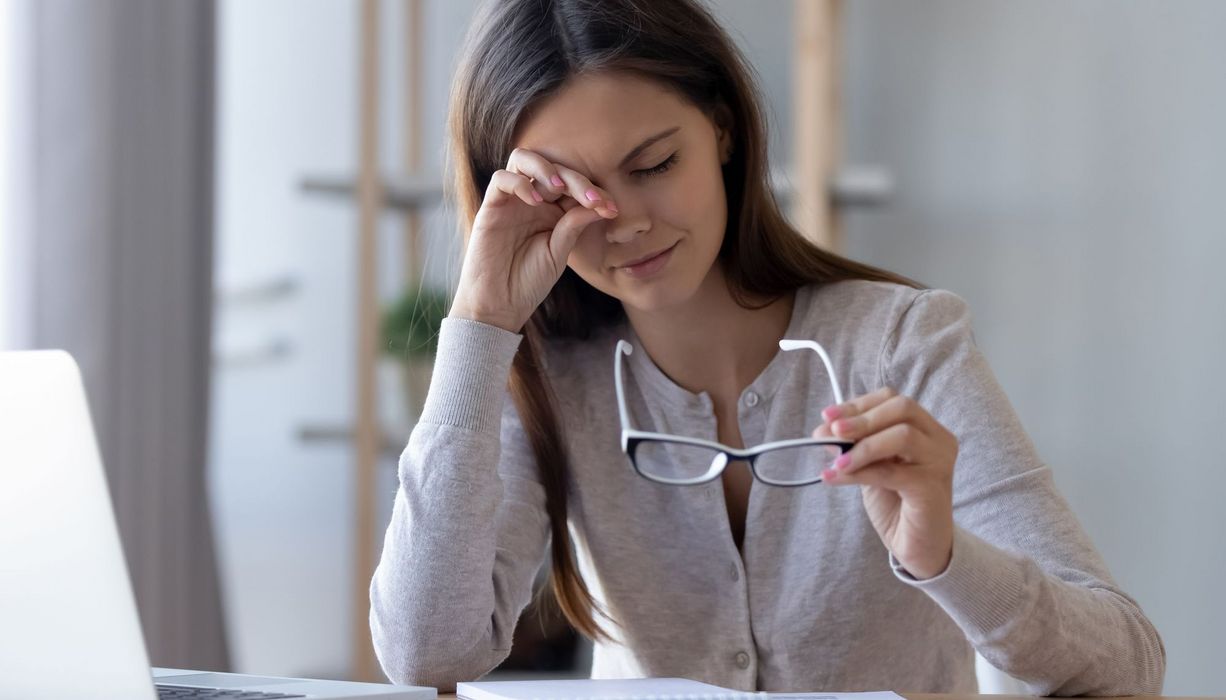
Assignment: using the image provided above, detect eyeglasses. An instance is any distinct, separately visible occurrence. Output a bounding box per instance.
[614,338,854,486]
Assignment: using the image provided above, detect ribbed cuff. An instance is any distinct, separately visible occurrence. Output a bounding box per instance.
[890,526,1029,635]
[418,317,523,433]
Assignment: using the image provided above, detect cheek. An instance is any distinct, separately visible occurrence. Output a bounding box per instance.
[565,228,609,279]
[654,158,727,236]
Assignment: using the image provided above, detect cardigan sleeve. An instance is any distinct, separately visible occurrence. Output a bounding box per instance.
[369,317,551,691]
[879,289,1166,696]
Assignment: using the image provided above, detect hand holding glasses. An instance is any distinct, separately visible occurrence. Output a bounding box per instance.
[613,339,854,486]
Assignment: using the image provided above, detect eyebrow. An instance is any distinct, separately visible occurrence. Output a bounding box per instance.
[618,126,681,169]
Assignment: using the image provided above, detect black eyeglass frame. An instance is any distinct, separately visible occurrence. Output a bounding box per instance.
[614,339,855,487]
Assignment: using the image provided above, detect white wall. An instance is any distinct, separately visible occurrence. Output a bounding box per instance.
[0,0,32,351]
[212,0,358,676]
[212,0,479,677]
[841,2,1226,694]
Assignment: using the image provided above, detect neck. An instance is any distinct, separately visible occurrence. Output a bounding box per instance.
[624,267,796,402]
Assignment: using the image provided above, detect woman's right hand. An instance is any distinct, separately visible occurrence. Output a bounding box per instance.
[449,148,620,333]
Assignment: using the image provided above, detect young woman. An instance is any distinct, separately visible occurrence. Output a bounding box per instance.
[370,0,1164,695]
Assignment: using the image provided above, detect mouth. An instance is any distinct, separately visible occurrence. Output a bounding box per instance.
[615,242,678,279]
[617,243,676,270]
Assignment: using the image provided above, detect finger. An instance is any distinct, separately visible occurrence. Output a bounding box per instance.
[826,422,924,479]
[554,164,619,219]
[822,458,910,490]
[811,421,834,438]
[830,394,936,441]
[486,169,546,208]
[506,148,569,201]
[821,385,898,424]
[549,204,605,266]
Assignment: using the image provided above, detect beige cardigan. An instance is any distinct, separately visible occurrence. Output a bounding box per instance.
[370,279,1165,695]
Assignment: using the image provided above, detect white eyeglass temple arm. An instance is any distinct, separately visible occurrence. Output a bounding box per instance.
[778,339,845,405]
[614,340,634,437]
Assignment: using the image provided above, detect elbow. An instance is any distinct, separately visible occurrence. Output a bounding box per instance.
[1131,613,1167,697]
[1036,603,1167,697]
[1105,596,1167,697]
[370,609,489,692]
[369,585,511,691]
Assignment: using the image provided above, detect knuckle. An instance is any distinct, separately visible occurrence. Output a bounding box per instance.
[881,385,898,398]
[855,444,875,465]
[892,395,916,416]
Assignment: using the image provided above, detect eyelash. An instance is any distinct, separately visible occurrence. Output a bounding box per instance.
[633,152,679,178]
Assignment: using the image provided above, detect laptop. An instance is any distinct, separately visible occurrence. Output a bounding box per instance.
[0,350,437,700]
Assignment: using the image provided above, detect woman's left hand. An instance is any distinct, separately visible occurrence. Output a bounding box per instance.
[813,386,959,580]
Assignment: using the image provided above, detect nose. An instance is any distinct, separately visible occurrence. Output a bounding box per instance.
[603,192,650,244]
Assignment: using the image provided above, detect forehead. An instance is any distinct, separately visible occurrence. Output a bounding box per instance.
[514,72,706,176]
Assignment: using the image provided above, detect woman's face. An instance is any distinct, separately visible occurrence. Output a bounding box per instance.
[513,71,732,313]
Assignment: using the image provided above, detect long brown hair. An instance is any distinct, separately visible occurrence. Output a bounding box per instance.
[445,0,922,641]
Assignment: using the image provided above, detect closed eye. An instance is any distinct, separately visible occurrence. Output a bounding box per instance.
[632,152,679,178]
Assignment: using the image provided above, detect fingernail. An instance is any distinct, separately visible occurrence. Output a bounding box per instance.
[604,200,619,213]
[531,190,544,202]
[550,175,565,187]
[822,405,843,421]
[585,189,602,202]
[822,468,837,482]
[834,454,851,470]
[833,419,852,436]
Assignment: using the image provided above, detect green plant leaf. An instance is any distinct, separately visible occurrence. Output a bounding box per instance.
[380,285,451,360]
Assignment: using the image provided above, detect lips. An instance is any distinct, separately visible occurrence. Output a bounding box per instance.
[617,242,677,269]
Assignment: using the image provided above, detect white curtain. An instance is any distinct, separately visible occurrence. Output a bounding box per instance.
[9,0,229,671]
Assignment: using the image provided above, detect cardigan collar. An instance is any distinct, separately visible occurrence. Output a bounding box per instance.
[620,285,813,417]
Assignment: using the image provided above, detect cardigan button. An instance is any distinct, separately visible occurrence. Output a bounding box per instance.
[734,651,751,669]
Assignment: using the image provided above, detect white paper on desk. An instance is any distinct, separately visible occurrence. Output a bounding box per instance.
[767,694,902,700]
[458,678,728,700]
[457,677,903,700]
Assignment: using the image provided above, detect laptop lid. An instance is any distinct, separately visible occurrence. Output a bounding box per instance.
[0,350,158,700]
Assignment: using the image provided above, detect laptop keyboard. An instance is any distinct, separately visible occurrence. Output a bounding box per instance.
[156,685,307,699]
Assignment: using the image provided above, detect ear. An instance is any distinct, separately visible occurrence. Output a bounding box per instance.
[711,102,735,164]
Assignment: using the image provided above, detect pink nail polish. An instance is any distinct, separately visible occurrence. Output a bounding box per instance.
[550,175,565,187]
[822,468,837,482]
[531,190,544,202]
[585,189,601,202]
[834,454,851,470]
[822,405,842,421]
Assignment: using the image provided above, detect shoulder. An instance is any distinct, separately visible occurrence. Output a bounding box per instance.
[796,279,973,390]
[803,278,970,336]
[804,277,967,324]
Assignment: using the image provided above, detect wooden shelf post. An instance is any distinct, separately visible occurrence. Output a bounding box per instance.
[792,0,844,253]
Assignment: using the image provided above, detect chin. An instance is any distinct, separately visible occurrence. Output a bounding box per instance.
[610,274,703,314]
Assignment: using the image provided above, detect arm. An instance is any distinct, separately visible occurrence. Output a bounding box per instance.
[883,289,1166,696]
[369,317,550,691]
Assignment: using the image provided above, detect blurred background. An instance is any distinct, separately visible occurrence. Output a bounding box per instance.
[1,0,1223,695]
